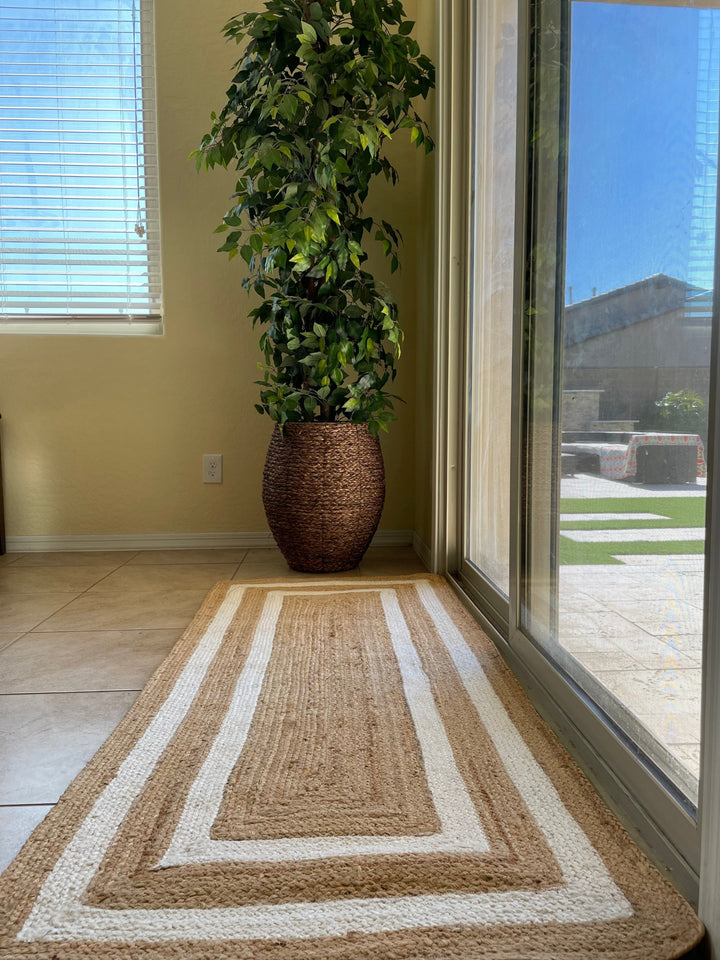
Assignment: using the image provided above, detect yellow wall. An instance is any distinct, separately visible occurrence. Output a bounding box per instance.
[0,0,435,540]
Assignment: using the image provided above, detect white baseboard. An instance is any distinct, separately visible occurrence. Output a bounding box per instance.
[412,531,432,570]
[5,529,415,553]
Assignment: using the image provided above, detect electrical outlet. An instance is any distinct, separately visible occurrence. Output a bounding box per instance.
[202,454,223,484]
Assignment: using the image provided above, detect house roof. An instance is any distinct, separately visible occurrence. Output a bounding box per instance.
[564,274,712,347]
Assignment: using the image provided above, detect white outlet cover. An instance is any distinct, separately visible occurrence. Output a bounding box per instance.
[202,454,223,483]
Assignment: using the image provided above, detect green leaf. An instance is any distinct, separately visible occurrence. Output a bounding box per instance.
[279,94,297,120]
[399,20,415,35]
[299,20,317,43]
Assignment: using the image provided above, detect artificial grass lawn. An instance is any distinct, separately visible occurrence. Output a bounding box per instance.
[559,495,706,565]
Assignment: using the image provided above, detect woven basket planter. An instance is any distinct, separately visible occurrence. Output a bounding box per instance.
[262,422,385,572]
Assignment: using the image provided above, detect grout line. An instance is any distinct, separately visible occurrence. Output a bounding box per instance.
[7,554,140,572]
[0,633,28,655]
[117,551,142,567]
[12,594,87,634]
[0,689,143,697]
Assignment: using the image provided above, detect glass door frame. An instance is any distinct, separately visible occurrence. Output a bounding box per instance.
[434,0,720,915]
[454,0,515,635]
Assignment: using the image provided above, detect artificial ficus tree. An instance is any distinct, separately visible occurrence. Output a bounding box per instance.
[194,0,434,434]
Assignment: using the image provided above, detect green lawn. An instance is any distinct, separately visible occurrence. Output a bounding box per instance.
[559,496,706,565]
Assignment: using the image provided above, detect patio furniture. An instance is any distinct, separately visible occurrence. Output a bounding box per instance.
[561,453,578,477]
[561,432,705,483]
[635,443,698,484]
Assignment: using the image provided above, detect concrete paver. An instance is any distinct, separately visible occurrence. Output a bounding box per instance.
[559,474,705,797]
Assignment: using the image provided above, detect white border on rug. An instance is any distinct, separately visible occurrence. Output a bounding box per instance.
[159,587,488,866]
[17,579,633,944]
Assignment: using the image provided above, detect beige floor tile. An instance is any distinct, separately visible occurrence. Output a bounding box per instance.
[0,554,22,567]
[0,805,53,874]
[238,548,293,567]
[0,565,122,595]
[0,691,138,804]
[234,547,425,580]
[33,589,209,632]
[11,552,136,567]
[235,548,361,580]
[0,595,78,633]
[0,629,182,694]
[359,546,426,575]
[362,545,421,562]
[0,632,24,652]
[84,564,238,595]
[127,549,248,565]
[234,564,362,581]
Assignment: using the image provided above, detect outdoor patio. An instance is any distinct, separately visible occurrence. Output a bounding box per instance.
[559,473,706,797]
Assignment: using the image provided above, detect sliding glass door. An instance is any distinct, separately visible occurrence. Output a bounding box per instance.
[521,0,716,810]
[460,0,720,881]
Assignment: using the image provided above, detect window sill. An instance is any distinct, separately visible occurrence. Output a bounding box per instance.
[0,319,163,337]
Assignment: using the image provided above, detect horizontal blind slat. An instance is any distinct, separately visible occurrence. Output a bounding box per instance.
[0,0,163,328]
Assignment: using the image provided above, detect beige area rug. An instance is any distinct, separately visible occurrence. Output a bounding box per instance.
[0,575,704,959]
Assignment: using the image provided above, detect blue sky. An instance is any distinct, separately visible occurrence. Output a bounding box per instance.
[565,2,717,303]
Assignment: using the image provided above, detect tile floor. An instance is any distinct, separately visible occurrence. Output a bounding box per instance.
[0,545,426,873]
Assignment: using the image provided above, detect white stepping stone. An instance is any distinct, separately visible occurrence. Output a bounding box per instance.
[562,527,705,543]
[559,513,668,523]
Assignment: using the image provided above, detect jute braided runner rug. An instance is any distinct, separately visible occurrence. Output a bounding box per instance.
[0,575,704,958]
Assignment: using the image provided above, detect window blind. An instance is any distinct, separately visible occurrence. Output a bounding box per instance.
[0,0,162,331]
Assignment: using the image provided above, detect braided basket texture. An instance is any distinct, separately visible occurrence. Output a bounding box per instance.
[262,422,385,572]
